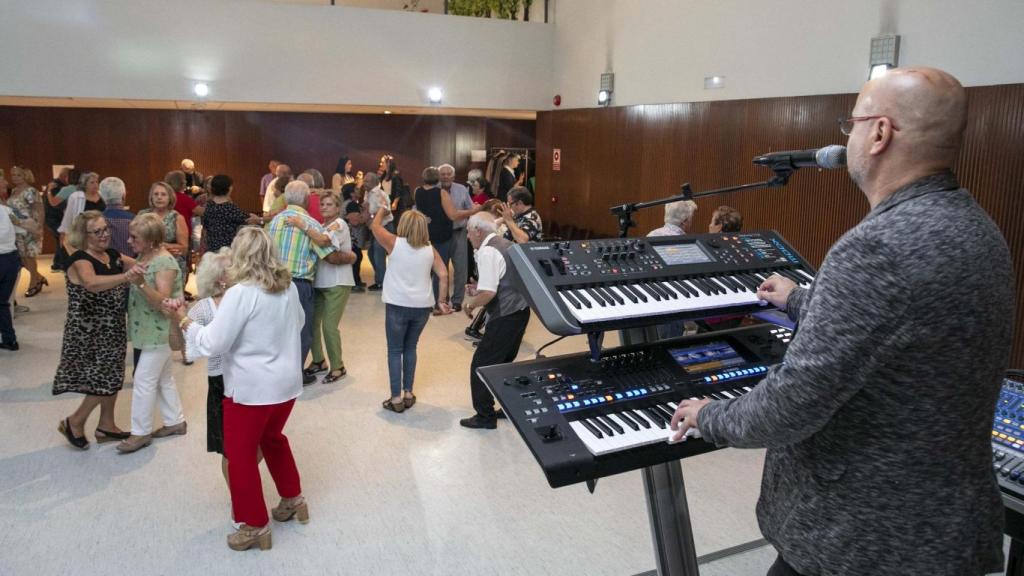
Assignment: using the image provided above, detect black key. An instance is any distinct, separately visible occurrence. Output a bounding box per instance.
[600,286,624,305]
[631,410,652,429]
[615,411,640,431]
[624,284,647,303]
[598,415,624,435]
[586,287,607,307]
[579,418,603,439]
[653,404,675,421]
[688,278,713,296]
[590,417,613,436]
[776,269,801,284]
[709,392,725,400]
[669,280,692,298]
[677,280,700,298]
[647,282,668,300]
[715,275,741,292]
[643,408,667,428]
[708,277,729,295]
[616,284,638,303]
[735,274,760,292]
[562,290,581,309]
[574,290,593,308]
[639,283,662,301]
[655,282,678,299]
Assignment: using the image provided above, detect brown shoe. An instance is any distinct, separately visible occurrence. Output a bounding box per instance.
[116,435,152,454]
[152,421,187,438]
[271,496,310,524]
[227,524,272,551]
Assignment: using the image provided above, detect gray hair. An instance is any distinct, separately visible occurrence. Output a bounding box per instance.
[665,200,698,227]
[362,172,380,188]
[422,166,440,185]
[195,247,232,299]
[438,164,455,175]
[298,173,315,186]
[467,212,497,234]
[467,168,482,183]
[284,179,310,206]
[98,176,126,205]
[302,168,325,189]
[78,171,99,190]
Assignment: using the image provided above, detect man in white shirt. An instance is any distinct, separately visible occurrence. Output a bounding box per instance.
[647,200,697,237]
[459,213,531,429]
[0,200,23,350]
[263,163,292,214]
[440,164,473,311]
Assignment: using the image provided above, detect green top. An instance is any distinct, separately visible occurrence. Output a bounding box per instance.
[128,253,183,348]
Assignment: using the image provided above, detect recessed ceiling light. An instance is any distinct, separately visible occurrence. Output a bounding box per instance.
[383,110,392,115]
[427,87,443,104]
[193,82,209,97]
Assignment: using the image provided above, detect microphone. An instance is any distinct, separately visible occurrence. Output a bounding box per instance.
[752,145,847,170]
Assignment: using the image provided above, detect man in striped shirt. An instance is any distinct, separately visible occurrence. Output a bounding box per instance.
[268,180,355,384]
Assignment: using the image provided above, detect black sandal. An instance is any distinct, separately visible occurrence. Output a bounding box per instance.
[58,418,89,450]
[382,398,406,413]
[303,361,328,377]
[322,369,346,384]
[24,278,47,298]
[95,428,131,443]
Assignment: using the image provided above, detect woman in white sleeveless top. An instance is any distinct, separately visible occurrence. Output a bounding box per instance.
[370,208,449,413]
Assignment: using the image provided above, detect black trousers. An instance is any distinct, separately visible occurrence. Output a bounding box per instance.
[767,555,808,576]
[352,246,365,287]
[0,251,20,344]
[469,308,530,417]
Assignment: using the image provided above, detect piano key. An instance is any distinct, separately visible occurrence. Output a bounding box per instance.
[574,289,593,308]
[631,409,652,428]
[707,277,731,295]
[643,408,667,428]
[614,411,640,431]
[595,414,622,435]
[590,417,613,436]
[613,285,638,303]
[560,290,581,309]
[600,286,624,305]
[579,418,603,439]
[716,275,742,292]
[656,282,678,299]
[719,390,736,399]
[652,404,675,421]
[624,283,647,303]
[795,268,815,283]
[586,288,608,306]
[668,280,692,298]
[638,283,662,301]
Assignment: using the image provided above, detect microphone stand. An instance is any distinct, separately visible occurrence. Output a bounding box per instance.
[609,168,793,238]
[606,165,792,576]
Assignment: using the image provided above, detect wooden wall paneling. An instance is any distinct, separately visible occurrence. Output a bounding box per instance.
[535,85,1024,366]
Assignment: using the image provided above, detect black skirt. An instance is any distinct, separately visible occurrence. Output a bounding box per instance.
[207,375,225,454]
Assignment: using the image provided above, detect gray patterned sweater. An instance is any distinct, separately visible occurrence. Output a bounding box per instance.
[700,172,1015,576]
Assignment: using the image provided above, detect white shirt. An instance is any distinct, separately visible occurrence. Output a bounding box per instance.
[647,223,686,237]
[0,205,17,254]
[59,191,86,233]
[184,282,304,405]
[186,297,222,376]
[262,178,279,213]
[367,186,393,227]
[382,237,434,308]
[474,233,506,293]
[314,217,355,289]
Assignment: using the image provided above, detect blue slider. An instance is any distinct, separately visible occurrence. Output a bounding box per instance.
[615,393,624,400]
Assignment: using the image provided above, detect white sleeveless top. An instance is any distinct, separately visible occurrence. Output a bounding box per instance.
[382,237,434,308]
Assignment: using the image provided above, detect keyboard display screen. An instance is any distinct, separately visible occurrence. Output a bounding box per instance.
[668,341,746,375]
[653,243,714,266]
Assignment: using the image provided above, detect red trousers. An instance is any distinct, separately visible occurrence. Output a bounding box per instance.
[223,397,301,527]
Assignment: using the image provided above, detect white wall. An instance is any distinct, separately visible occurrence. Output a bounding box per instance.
[0,0,553,110]
[552,0,1024,109]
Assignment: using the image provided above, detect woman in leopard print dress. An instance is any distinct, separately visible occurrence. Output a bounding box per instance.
[53,211,139,450]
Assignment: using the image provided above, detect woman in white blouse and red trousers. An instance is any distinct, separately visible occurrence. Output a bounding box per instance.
[168,226,308,552]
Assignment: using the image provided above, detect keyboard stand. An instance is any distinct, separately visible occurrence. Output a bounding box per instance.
[620,326,701,576]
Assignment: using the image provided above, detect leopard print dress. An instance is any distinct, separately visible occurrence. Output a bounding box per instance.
[52,250,128,396]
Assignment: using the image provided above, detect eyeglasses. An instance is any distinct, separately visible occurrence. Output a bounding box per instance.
[87,227,111,237]
[838,115,899,136]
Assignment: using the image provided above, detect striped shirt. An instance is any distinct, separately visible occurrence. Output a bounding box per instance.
[267,205,333,280]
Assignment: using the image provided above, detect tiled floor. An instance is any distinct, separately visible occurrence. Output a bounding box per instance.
[2,258,778,575]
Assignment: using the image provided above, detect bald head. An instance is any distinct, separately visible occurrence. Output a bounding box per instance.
[856,67,967,163]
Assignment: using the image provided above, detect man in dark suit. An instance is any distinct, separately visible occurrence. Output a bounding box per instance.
[671,67,1015,576]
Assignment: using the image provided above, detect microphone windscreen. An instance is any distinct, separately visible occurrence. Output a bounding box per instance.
[815,145,847,169]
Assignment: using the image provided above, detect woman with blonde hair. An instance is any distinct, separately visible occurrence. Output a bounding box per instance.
[370,208,450,413]
[6,166,47,296]
[117,212,187,454]
[53,211,139,449]
[167,226,307,551]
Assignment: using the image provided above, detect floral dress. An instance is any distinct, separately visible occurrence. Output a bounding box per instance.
[8,186,41,257]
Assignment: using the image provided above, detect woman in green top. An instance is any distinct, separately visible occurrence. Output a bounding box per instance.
[117,212,188,454]
[138,181,191,363]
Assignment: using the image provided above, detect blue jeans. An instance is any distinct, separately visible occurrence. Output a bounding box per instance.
[385,304,431,397]
[370,222,394,286]
[0,252,20,344]
[430,237,451,305]
[293,279,314,367]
